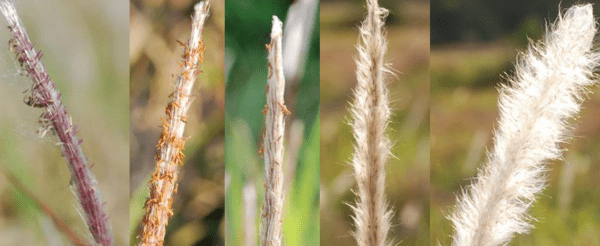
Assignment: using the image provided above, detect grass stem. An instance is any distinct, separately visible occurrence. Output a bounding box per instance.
[138,2,209,245]
[260,15,287,246]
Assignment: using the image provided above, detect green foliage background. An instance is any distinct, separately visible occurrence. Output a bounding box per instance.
[431,0,600,245]
[224,0,320,245]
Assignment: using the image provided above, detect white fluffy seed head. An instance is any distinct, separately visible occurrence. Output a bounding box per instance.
[450,4,599,246]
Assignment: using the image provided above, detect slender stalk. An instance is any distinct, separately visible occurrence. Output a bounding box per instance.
[243,181,257,246]
[260,16,287,246]
[0,2,113,245]
[349,0,392,245]
[138,2,209,245]
[2,169,88,246]
[450,4,599,246]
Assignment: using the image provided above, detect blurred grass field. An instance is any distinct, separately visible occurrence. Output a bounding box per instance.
[0,0,128,245]
[431,0,600,244]
[224,0,320,245]
[320,0,430,245]
[130,0,225,245]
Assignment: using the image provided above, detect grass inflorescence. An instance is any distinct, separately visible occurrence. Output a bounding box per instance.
[0,1,113,245]
[138,1,210,245]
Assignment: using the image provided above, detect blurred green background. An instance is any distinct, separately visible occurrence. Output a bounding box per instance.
[431,0,600,245]
[0,0,128,245]
[130,0,225,245]
[320,0,430,245]
[224,0,320,245]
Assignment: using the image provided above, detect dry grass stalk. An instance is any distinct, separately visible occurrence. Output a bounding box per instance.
[138,1,209,245]
[3,169,88,246]
[349,0,393,245]
[260,16,287,246]
[450,4,599,246]
[0,1,113,245]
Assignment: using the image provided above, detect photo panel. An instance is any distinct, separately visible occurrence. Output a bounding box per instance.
[224,0,320,245]
[431,0,600,244]
[320,0,430,245]
[0,0,128,245]
[130,0,225,245]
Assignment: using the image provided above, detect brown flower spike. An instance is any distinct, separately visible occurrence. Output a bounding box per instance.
[138,1,209,245]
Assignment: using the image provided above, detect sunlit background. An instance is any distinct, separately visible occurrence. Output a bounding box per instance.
[320,0,430,245]
[0,0,128,245]
[431,0,600,244]
[224,0,320,245]
[130,0,225,245]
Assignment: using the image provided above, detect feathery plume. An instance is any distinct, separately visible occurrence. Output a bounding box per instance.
[0,1,113,245]
[450,4,599,246]
[138,1,209,245]
[260,16,287,246]
[349,0,393,245]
